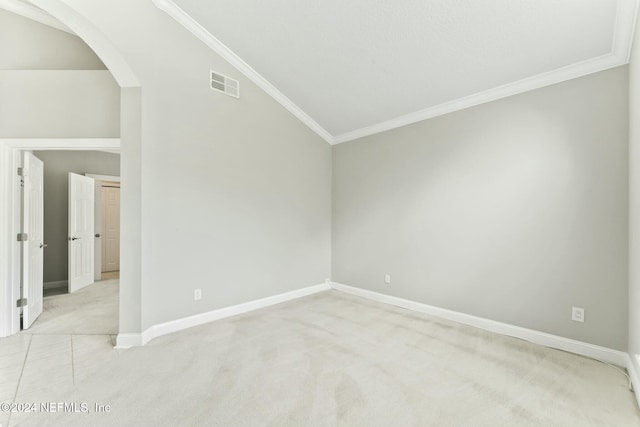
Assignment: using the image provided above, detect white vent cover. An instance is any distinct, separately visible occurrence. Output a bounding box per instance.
[210,70,239,98]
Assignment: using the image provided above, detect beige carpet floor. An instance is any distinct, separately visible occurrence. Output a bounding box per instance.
[2,289,639,426]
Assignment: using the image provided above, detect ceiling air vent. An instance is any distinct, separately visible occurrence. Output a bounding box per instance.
[210,70,239,98]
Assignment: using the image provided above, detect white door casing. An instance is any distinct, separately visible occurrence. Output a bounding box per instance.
[94,179,102,281]
[102,185,120,272]
[22,152,44,329]
[87,174,120,281]
[68,173,94,292]
[0,140,121,339]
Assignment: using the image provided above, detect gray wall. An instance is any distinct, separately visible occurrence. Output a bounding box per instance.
[0,70,120,138]
[33,150,120,283]
[0,10,119,139]
[333,67,629,350]
[119,87,143,335]
[628,17,640,371]
[63,0,332,330]
[0,9,105,70]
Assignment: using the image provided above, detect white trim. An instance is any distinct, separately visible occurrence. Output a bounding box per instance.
[0,0,74,34]
[28,0,140,87]
[0,144,7,337]
[115,333,145,349]
[115,282,331,348]
[152,0,638,146]
[613,0,640,61]
[43,280,67,290]
[331,282,628,366]
[1,147,26,337]
[627,354,640,409]
[0,138,120,150]
[0,145,19,337]
[0,138,121,339]
[0,0,142,341]
[151,0,333,145]
[332,53,626,144]
[86,173,121,183]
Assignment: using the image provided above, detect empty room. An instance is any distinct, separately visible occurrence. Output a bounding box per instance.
[1,0,640,426]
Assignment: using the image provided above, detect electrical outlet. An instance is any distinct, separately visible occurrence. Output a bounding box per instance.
[571,307,584,323]
[194,289,202,301]
[384,274,391,284]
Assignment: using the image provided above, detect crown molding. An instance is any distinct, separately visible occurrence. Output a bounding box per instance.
[152,0,638,146]
[152,0,334,145]
[0,0,73,34]
[331,0,639,144]
[613,0,640,61]
[332,53,625,144]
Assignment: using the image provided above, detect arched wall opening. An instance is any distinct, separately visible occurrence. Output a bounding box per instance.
[0,0,143,345]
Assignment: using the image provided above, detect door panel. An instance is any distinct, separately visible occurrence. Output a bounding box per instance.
[22,152,44,329]
[68,173,94,292]
[101,186,120,272]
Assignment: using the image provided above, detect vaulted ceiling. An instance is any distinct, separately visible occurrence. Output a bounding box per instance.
[156,0,639,144]
[4,0,638,145]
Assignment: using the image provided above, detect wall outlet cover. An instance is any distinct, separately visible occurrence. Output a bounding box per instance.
[571,307,584,322]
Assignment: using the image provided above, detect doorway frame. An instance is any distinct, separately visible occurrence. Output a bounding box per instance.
[88,173,121,281]
[0,139,120,336]
[0,0,143,345]
[87,173,121,183]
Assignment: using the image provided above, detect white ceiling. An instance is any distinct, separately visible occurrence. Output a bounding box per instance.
[158,0,637,144]
[5,0,635,144]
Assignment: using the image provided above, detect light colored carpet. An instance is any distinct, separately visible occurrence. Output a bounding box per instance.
[22,279,119,335]
[2,290,639,426]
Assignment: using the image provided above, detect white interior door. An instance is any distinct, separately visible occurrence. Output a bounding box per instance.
[22,152,44,329]
[68,173,94,292]
[102,186,120,272]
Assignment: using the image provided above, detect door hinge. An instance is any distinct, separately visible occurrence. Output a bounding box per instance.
[17,167,25,176]
[17,233,28,242]
[16,298,27,308]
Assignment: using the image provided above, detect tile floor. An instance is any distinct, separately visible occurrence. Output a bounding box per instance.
[1,276,119,427]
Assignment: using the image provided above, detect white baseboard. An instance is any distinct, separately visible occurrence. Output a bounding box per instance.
[115,333,144,348]
[115,282,331,348]
[330,282,628,367]
[114,279,628,368]
[44,280,67,290]
[627,354,640,408]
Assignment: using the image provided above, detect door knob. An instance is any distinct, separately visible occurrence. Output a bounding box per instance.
[69,237,80,241]
[95,234,101,238]
[39,243,47,249]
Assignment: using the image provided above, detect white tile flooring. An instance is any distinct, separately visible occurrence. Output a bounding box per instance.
[0,334,121,426]
[1,277,119,427]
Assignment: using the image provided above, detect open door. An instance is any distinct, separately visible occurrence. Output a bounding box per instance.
[68,173,94,292]
[22,152,44,329]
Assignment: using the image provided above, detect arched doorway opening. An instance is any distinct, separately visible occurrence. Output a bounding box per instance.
[0,0,142,347]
